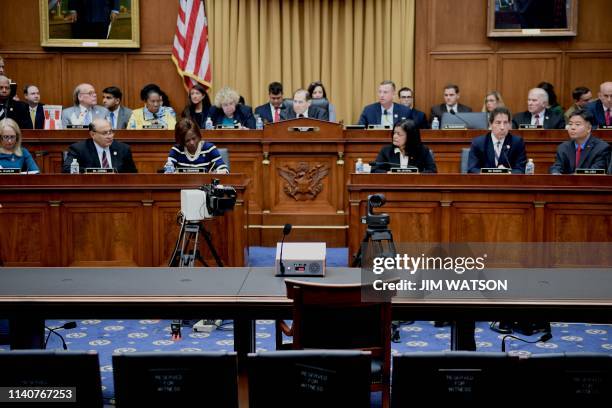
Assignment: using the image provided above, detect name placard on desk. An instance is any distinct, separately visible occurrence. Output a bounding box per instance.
[142,124,166,129]
[0,168,20,174]
[443,124,467,130]
[85,168,115,174]
[576,168,606,175]
[66,125,88,129]
[344,125,366,130]
[481,168,511,174]
[367,125,391,130]
[288,126,319,132]
[600,126,612,130]
[176,168,206,173]
[390,167,419,174]
[519,124,543,130]
[216,124,240,130]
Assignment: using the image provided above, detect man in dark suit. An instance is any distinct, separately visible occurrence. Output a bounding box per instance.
[550,110,610,174]
[398,87,428,129]
[281,89,328,120]
[468,107,527,174]
[0,75,31,129]
[102,86,131,129]
[62,118,137,173]
[254,82,285,124]
[585,81,612,129]
[430,84,472,125]
[23,85,45,129]
[358,80,413,127]
[67,0,120,39]
[512,87,565,129]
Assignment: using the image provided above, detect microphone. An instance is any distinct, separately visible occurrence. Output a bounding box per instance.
[449,110,471,128]
[501,331,552,352]
[278,223,292,275]
[44,321,77,350]
[500,144,512,170]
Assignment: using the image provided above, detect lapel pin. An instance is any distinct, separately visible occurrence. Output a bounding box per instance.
[113,151,117,156]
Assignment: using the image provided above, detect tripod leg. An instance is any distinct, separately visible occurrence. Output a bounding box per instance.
[200,224,224,267]
[352,231,373,267]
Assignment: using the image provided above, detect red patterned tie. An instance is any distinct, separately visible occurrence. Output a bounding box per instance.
[606,109,611,126]
[102,150,110,169]
[274,108,280,123]
[575,146,582,171]
[534,114,540,126]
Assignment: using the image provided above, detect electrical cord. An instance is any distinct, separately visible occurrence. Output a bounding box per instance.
[501,331,552,352]
[44,322,77,350]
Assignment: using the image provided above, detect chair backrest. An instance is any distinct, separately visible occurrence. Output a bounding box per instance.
[391,352,516,406]
[0,350,103,408]
[217,148,230,172]
[248,350,371,408]
[283,98,294,111]
[460,147,470,173]
[310,98,329,112]
[112,351,238,407]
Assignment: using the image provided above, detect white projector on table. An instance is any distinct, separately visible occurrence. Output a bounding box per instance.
[275,242,326,277]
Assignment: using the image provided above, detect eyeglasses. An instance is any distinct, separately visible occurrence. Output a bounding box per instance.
[80,91,97,96]
[1,135,16,141]
[399,95,413,99]
[95,130,114,136]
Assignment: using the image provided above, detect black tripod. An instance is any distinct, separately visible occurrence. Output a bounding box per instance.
[168,219,224,268]
[352,226,397,268]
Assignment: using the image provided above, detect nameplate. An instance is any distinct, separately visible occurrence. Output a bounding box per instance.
[0,168,20,174]
[216,124,240,129]
[288,126,319,132]
[85,168,115,174]
[367,125,391,130]
[390,167,419,174]
[66,125,88,129]
[600,126,612,130]
[143,124,166,129]
[176,168,206,173]
[519,124,543,130]
[443,124,467,130]
[576,168,606,175]
[481,168,511,174]
[344,125,366,130]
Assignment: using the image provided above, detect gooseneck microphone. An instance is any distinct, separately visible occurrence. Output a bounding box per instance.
[44,321,77,350]
[278,223,292,275]
[501,144,512,169]
[449,110,471,128]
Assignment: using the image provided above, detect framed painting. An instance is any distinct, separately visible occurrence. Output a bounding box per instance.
[487,0,578,37]
[40,0,140,48]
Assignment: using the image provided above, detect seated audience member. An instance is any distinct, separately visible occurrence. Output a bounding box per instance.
[181,83,212,128]
[0,76,31,129]
[481,91,505,113]
[61,83,109,128]
[550,110,610,174]
[23,85,45,129]
[468,107,527,174]
[62,118,137,173]
[512,88,565,129]
[102,86,132,130]
[398,87,428,129]
[127,84,176,130]
[585,81,612,128]
[308,81,336,122]
[281,89,328,120]
[565,86,592,122]
[167,118,228,173]
[537,81,563,116]
[208,86,256,129]
[0,118,39,173]
[430,84,472,124]
[0,56,4,75]
[372,119,437,173]
[358,80,412,127]
[254,82,285,124]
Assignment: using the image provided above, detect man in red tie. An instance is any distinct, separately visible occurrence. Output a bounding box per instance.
[512,87,565,129]
[550,110,610,174]
[254,82,285,124]
[585,81,612,129]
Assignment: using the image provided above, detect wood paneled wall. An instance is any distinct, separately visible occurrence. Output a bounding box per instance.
[415,0,612,117]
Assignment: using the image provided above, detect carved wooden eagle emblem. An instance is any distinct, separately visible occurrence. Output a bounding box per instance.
[277,162,330,201]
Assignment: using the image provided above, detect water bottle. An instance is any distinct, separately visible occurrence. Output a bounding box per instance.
[355,158,364,173]
[255,115,264,130]
[164,159,175,174]
[525,158,535,175]
[70,158,79,174]
[205,117,214,130]
[431,117,440,130]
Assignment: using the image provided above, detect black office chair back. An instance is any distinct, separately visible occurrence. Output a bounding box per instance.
[248,350,371,408]
[112,351,238,407]
[0,350,103,408]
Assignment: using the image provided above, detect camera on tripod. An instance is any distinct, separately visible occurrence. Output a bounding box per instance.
[362,194,390,229]
[181,179,237,221]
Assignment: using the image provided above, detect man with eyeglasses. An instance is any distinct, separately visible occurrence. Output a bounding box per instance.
[61,83,109,129]
[586,81,612,129]
[398,87,428,129]
[62,117,137,173]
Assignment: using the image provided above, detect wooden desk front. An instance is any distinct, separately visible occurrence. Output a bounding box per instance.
[0,174,249,267]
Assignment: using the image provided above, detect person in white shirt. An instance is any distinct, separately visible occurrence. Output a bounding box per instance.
[61,83,109,128]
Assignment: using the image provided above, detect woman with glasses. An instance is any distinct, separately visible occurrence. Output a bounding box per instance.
[307,81,336,122]
[127,84,177,130]
[207,86,255,129]
[0,118,39,173]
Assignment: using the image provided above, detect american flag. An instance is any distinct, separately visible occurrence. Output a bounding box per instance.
[172,0,212,89]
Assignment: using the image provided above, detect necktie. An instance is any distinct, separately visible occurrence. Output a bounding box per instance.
[606,109,611,126]
[575,145,582,171]
[382,110,390,126]
[30,108,36,127]
[534,114,540,126]
[298,114,304,118]
[274,108,280,122]
[450,108,456,115]
[102,150,110,169]
[495,141,502,166]
[109,111,115,129]
[84,110,92,125]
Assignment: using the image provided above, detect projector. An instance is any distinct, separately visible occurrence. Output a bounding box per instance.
[275,242,326,277]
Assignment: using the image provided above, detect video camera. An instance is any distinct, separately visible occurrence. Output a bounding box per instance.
[362,194,390,229]
[180,179,237,221]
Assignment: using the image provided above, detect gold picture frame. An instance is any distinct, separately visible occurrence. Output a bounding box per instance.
[40,0,140,48]
[487,0,578,38]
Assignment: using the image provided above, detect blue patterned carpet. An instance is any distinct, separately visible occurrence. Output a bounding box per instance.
[1,247,611,406]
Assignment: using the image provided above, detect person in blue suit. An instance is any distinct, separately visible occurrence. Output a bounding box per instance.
[468,107,527,174]
[254,82,285,124]
[358,80,414,127]
[67,0,120,39]
[585,82,612,129]
[398,87,428,129]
